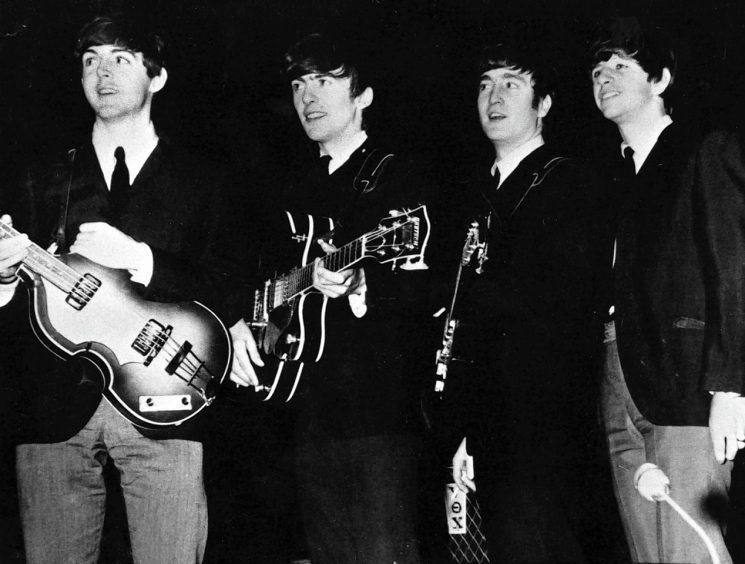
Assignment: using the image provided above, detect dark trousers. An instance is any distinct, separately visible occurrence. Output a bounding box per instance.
[294,430,421,564]
[480,473,588,564]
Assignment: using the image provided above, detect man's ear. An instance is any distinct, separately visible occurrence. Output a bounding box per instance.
[148,68,168,94]
[651,67,672,97]
[355,86,374,110]
[537,94,552,119]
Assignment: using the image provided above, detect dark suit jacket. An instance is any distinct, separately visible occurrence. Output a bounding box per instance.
[616,127,745,426]
[612,123,726,426]
[698,131,745,396]
[0,138,232,443]
[245,139,432,441]
[454,144,610,473]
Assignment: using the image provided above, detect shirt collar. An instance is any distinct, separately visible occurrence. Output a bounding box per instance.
[92,121,159,189]
[621,115,673,173]
[490,135,545,187]
[320,130,368,174]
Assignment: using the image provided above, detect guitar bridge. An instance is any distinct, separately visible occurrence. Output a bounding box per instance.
[132,320,172,366]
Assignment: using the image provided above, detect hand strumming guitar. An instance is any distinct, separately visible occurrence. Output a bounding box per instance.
[228,319,263,388]
[70,222,151,273]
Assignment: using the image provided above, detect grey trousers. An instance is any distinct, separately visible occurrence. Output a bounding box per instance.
[16,399,207,564]
[601,323,732,563]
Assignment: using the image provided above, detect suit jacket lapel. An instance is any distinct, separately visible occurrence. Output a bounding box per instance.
[482,145,551,222]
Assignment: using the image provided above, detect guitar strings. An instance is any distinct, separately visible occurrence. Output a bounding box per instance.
[2,223,215,389]
[275,220,414,304]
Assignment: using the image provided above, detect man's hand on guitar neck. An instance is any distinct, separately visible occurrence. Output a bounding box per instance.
[313,239,368,317]
[0,214,30,283]
[229,319,263,388]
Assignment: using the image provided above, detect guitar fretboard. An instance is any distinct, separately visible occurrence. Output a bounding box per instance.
[0,222,80,294]
[253,206,426,322]
[272,237,366,307]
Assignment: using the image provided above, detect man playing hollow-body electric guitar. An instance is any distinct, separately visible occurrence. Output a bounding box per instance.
[227,33,433,563]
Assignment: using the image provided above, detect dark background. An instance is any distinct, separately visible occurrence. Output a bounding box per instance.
[2,0,745,174]
[2,0,745,562]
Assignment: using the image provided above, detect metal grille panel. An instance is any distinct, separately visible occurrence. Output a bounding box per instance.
[445,483,490,563]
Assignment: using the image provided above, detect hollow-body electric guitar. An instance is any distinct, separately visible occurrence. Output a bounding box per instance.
[0,222,231,429]
[250,205,430,402]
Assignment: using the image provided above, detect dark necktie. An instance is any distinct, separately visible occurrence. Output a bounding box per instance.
[493,166,501,190]
[317,154,332,176]
[622,146,636,181]
[110,146,130,210]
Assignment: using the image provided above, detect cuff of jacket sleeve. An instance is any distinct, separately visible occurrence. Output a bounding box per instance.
[128,243,154,286]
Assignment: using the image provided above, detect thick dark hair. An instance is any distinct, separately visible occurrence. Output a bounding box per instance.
[282,33,369,98]
[589,17,676,108]
[74,14,166,78]
[477,42,558,109]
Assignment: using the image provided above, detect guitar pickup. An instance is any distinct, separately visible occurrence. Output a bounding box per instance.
[132,320,172,366]
[139,395,193,412]
[65,273,101,310]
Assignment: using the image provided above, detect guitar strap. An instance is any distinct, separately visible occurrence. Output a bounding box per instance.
[482,154,570,236]
[353,148,395,194]
[510,155,569,217]
[324,147,395,241]
[50,148,77,251]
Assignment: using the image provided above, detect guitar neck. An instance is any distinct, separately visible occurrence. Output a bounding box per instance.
[253,234,368,322]
[253,208,425,323]
[282,236,366,299]
[0,222,79,293]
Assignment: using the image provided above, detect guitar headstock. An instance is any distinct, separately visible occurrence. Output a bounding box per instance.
[364,205,430,268]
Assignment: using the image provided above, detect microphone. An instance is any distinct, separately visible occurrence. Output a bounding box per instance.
[634,463,721,564]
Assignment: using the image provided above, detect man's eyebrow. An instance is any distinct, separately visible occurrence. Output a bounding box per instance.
[110,47,137,56]
[498,71,528,82]
[83,46,136,56]
[479,71,528,82]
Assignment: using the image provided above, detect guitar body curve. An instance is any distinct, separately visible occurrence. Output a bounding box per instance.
[253,212,333,402]
[21,253,232,428]
[252,205,430,403]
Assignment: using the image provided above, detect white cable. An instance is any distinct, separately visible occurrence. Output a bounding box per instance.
[634,463,721,564]
[659,493,721,564]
